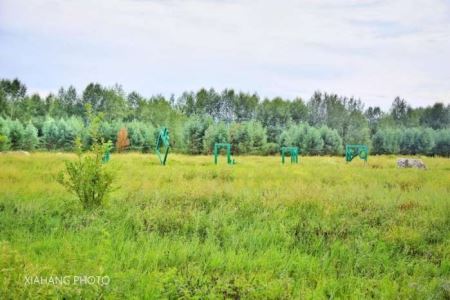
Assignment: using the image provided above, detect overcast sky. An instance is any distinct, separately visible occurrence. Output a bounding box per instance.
[1,0,449,109]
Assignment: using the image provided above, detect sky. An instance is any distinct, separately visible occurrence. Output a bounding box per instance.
[1,0,449,109]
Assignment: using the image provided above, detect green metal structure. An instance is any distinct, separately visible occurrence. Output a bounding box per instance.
[213,143,235,165]
[345,144,368,163]
[156,127,170,165]
[102,142,111,163]
[281,146,299,164]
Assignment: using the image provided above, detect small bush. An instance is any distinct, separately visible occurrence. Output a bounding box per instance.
[57,106,114,209]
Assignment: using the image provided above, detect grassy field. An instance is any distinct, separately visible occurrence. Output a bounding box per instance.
[0,153,449,299]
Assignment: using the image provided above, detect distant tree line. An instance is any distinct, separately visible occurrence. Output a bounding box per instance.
[0,78,449,156]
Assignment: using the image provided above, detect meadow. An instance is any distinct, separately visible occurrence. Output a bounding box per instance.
[0,153,449,299]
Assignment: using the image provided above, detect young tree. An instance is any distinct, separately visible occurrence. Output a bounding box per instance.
[391,97,409,125]
[372,129,401,154]
[0,117,10,151]
[290,98,308,124]
[0,78,27,119]
[400,128,420,155]
[320,126,343,155]
[365,106,383,136]
[183,115,211,154]
[7,119,25,150]
[22,123,39,151]
[417,128,435,154]
[421,103,450,129]
[116,128,130,152]
[124,121,155,153]
[433,129,450,157]
[247,121,267,153]
[281,124,324,155]
[203,122,229,154]
[57,105,114,210]
[229,123,251,154]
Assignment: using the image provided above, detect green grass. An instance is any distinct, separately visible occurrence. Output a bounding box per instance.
[1,153,449,299]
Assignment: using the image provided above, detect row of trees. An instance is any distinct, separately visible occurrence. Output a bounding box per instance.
[1,115,449,156]
[0,78,449,156]
[372,128,450,156]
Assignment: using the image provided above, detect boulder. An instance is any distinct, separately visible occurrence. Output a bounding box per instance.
[397,158,426,170]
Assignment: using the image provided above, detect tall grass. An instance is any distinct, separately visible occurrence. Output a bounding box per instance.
[0,153,449,298]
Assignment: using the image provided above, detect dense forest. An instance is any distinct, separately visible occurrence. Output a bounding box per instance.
[0,78,449,156]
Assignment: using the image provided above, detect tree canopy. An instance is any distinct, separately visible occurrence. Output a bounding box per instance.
[0,78,449,156]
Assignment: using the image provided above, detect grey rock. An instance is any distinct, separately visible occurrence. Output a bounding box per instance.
[397,158,426,170]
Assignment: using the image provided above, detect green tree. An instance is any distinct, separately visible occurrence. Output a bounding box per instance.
[372,129,401,154]
[390,97,409,125]
[229,123,251,154]
[22,123,39,150]
[400,128,420,155]
[203,122,229,154]
[183,115,211,154]
[127,121,155,152]
[417,128,435,154]
[0,78,27,119]
[247,121,267,153]
[421,103,449,129]
[0,117,10,151]
[319,126,343,155]
[281,124,323,155]
[7,120,25,150]
[433,129,450,156]
[57,106,114,210]
[257,98,291,143]
[365,106,383,136]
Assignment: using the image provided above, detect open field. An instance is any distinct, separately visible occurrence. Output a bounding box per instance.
[1,153,449,299]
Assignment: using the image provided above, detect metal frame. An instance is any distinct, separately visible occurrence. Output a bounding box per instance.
[345,144,368,163]
[213,143,235,165]
[281,146,299,164]
[102,142,111,163]
[156,127,170,165]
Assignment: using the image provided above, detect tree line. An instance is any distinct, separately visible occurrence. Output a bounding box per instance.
[0,78,449,156]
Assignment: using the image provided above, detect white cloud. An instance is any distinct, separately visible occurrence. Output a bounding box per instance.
[0,0,449,108]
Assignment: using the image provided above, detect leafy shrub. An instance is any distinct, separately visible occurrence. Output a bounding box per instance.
[57,106,114,209]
